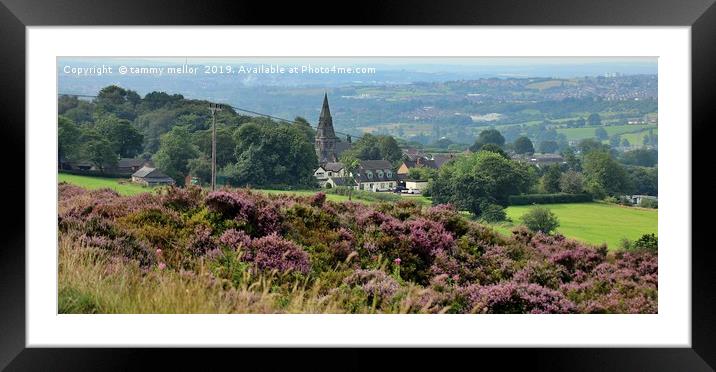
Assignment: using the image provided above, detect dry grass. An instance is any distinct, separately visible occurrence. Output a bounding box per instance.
[58,236,439,314]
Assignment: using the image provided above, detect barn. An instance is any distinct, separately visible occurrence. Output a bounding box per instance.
[131,166,175,186]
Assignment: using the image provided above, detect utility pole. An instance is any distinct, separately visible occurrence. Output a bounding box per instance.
[209,103,222,190]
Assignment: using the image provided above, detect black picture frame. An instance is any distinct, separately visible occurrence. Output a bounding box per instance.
[1,0,714,370]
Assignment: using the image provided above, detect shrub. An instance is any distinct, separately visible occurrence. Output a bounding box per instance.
[161,185,203,212]
[58,181,657,314]
[186,226,217,256]
[205,190,256,220]
[343,269,399,305]
[462,282,575,314]
[250,233,310,275]
[479,204,507,223]
[508,193,592,206]
[638,198,658,209]
[633,233,658,252]
[521,207,560,234]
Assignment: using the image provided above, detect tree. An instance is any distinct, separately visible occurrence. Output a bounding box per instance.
[153,126,200,185]
[541,164,562,193]
[229,121,318,187]
[643,129,658,147]
[562,147,581,171]
[339,154,360,201]
[431,151,535,217]
[407,166,437,181]
[578,138,611,155]
[192,125,238,168]
[620,148,657,167]
[621,138,631,148]
[187,154,212,185]
[95,115,144,158]
[559,170,585,194]
[479,143,510,159]
[470,129,505,151]
[595,127,608,141]
[58,116,82,162]
[378,135,402,163]
[513,136,535,155]
[521,207,560,234]
[343,133,401,163]
[582,150,632,198]
[626,166,658,196]
[81,129,118,171]
[587,113,602,126]
[609,135,621,147]
[95,85,139,120]
[539,140,559,154]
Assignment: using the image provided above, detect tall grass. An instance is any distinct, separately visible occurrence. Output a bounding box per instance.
[58,236,438,314]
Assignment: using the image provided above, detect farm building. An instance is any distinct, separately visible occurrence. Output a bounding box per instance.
[131,166,175,186]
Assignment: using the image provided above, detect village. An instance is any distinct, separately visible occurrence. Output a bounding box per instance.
[60,93,573,197]
[55,57,659,317]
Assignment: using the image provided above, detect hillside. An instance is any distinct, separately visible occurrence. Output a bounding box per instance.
[58,184,657,314]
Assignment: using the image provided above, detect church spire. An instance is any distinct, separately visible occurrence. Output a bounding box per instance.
[316,93,335,139]
[315,93,338,163]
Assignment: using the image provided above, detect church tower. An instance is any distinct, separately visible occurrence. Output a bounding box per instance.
[315,93,339,163]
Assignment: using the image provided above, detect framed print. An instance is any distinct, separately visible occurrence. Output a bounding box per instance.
[2,0,715,370]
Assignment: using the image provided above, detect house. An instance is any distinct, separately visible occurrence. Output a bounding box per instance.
[314,162,347,187]
[324,176,357,189]
[401,148,427,161]
[131,166,175,186]
[397,157,437,176]
[432,153,456,168]
[353,160,398,192]
[106,158,150,175]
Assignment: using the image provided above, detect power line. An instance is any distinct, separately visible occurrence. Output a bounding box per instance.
[57,92,362,141]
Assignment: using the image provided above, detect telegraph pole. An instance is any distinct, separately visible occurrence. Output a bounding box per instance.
[209,103,222,190]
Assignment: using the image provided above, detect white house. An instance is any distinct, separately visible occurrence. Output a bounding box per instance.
[314,162,346,187]
[353,160,398,192]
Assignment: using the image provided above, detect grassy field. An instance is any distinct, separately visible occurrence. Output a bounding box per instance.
[556,124,656,142]
[619,128,658,147]
[58,173,431,205]
[491,202,657,249]
[58,173,153,196]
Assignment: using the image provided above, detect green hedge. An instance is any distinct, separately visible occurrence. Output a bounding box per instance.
[508,193,593,205]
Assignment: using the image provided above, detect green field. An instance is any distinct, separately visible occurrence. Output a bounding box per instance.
[619,128,658,147]
[59,173,154,196]
[491,202,657,249]
[58,173,431,205]
[557,124,656,142]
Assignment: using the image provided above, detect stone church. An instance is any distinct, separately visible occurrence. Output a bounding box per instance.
[314,93,351,163]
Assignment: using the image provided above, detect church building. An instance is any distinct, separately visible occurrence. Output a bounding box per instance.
[315,93,351,163]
